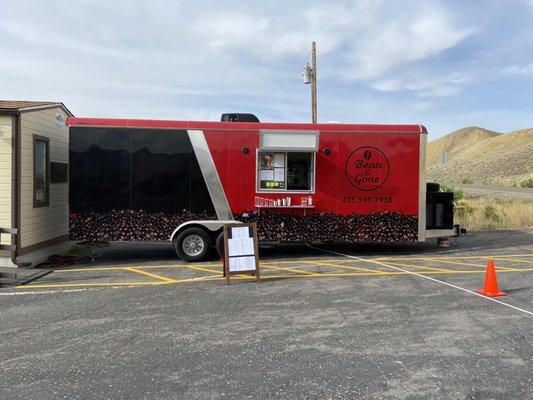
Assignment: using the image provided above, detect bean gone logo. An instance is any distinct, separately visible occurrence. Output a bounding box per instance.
[345,146,390,191]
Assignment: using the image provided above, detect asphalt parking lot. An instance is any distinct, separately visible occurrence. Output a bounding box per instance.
[1,230,532,399]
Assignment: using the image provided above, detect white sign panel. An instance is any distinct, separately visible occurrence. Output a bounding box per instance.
[274,168,285,182]
[260,131,319,151]
[274,153,285,167]
[231,226,250,239]
[260,169,274,181]
[228,237,254,257]
[229,256,256,271]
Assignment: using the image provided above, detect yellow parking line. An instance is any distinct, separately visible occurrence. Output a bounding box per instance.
[451,254,533,259]
[124,267,178,283]
[55,266,133,272]
[17,266,533,290]
[18,273,224,289]
[19,281,170,289]
[486,257,533,265]
[175,272,397,282]
[383,261,457,273]
[182,264,222,274]
[46,259,368,273]
[422,257,518,271]
[258,272,391,279]
[185,262,316,277]
[183,264,260,279]
[507,267,533,272]
[182,269,533,281]
[15,273,357,289]
[375,256,435,261]
[28,254,533,275]
[307,260,390,275]
[376,254,533,262]
[262,263,318,276]
[265,258,363,265]
[56,264,206,272]
[55,263,224,273]
[126,265,190,270]
[185,262,221,267]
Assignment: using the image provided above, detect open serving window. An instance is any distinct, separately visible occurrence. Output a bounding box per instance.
[257,130,318,193]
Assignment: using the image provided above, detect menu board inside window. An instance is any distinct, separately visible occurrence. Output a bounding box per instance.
[259,152,285,189]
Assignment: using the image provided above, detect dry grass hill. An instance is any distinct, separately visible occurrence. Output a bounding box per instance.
[427,126,533,186]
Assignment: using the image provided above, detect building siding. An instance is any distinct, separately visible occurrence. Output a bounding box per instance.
[19,107,69,249]
[0,115,13,247]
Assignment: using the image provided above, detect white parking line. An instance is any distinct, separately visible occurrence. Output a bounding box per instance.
[0,288,99,296]
[306,244,533,317]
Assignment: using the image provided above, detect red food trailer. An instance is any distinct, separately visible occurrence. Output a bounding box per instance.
[67,116,454,261]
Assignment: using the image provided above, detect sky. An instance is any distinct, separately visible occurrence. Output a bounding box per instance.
[0,0,532,139]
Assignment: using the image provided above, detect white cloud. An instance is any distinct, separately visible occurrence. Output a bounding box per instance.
[195,12,270,50]
[370,72,471,97]
[503,62,533,76]
[189,1,473,81]
[193,2,375,61]
[345,5,474,80]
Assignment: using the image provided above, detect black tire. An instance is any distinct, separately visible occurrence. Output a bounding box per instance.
[174,227,212,262]
[215,232,225,259]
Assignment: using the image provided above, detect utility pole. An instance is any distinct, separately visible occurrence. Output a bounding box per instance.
[302,42,318,123]
[311,41,317,123]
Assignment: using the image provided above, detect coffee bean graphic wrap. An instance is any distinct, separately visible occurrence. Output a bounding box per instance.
[238,211,417,243]
[69,210,217,242]
[70,210,417,243]
[345,146,390,191]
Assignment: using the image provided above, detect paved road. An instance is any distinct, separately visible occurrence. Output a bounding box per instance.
[1,230,532,399]
[453,183,533,200]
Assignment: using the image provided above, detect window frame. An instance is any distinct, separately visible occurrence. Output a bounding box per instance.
[33,134,50,208]
[256,149,316,194]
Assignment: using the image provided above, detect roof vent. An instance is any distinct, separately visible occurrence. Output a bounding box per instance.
[221,113,259,123]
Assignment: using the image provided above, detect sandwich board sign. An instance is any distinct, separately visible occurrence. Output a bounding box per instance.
[223,223,260,284]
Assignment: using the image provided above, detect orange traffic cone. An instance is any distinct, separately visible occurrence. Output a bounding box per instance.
[476,260,507,297]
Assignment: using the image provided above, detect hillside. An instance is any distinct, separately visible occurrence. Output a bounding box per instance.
[427,126,533,186]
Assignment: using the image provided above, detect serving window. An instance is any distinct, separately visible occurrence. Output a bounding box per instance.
[257,151,315,192]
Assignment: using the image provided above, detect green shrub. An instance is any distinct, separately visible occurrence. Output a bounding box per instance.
[455,203,474,220]
[461,177,473,184]
[520,178,533,188]
[483,204,500,222]
[441,185,464,202]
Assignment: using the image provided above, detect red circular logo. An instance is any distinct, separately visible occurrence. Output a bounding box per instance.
[345,146,390,191]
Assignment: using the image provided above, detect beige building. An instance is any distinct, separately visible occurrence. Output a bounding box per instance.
[0,101,73,267]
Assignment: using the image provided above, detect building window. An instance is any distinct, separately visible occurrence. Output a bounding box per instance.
[257,151,314,192]
[33,136,50,207]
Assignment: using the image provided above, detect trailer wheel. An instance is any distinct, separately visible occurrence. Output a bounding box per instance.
[174,227,211,262]
[215,232,225,259]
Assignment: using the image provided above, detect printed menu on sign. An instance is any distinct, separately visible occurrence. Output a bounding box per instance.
[274,153,285,168]
[228,237,254,256]
[229,256,256,271]
[274,168,285,182]
[231,226,250,238]
[260,169,274,181]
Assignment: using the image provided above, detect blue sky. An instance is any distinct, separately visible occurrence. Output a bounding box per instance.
[1,0,532,139]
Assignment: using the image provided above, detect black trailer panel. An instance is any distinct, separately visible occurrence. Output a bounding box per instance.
[69,127,217,241]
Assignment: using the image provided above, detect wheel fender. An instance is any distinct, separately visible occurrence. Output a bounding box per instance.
[169,220,240,242]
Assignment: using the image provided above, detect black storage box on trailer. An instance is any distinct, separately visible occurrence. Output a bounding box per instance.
[426,192,454,230]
